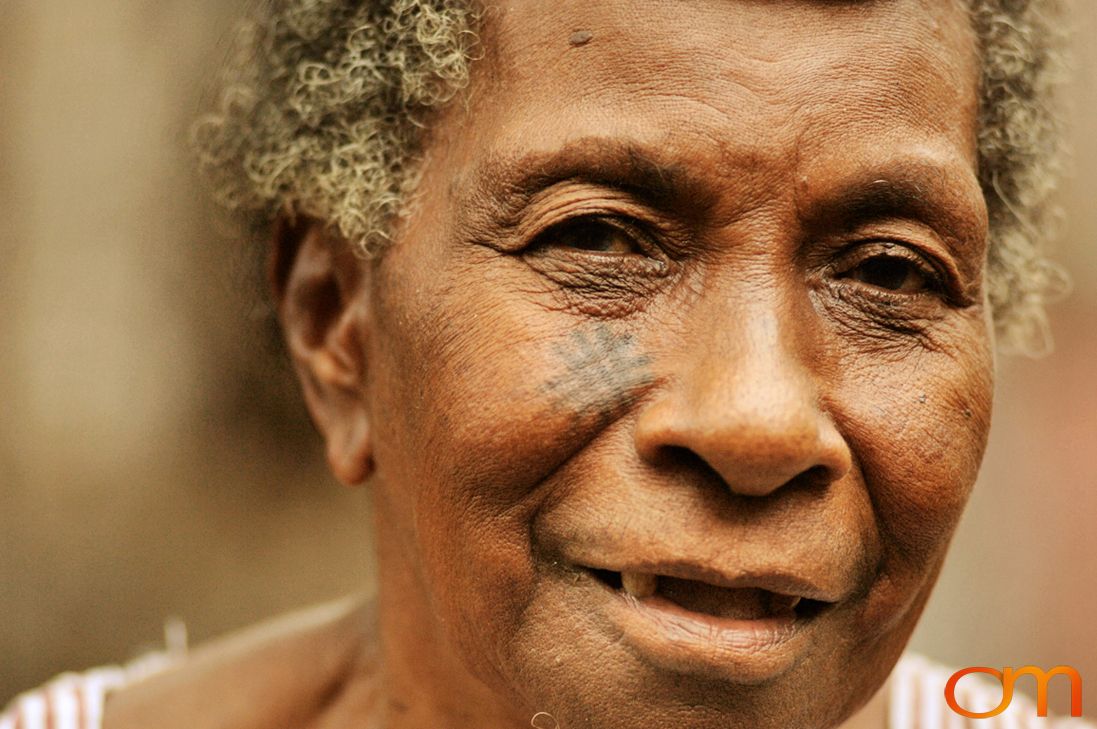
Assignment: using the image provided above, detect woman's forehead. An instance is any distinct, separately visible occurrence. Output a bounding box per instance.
[468,0,979,160]
[483,0,976,75]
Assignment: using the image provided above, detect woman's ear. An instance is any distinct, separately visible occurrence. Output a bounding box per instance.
[271,214,374,486]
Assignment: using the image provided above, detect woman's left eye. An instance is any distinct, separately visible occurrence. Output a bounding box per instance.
[542,218,643,255]
[839,253,939,295]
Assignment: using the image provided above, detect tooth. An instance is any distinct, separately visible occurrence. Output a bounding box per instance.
[621,571,657,598]
[768,593,802,612]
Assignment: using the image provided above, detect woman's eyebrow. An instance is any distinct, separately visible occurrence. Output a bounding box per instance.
[454,137,718,229]
[799,159,988,250]
[451,139,987,257]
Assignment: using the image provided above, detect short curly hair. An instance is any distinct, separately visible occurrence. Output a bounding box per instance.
[193,0,1068,354]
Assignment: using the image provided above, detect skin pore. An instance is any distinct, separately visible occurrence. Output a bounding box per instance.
[108,1,993,728]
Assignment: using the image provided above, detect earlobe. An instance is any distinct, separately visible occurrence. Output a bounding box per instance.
[271,214,375,486]
[327,413,374,486]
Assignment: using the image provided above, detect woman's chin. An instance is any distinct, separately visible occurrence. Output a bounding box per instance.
[494,568,889,729]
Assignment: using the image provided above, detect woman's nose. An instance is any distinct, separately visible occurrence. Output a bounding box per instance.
[633,310,852,498]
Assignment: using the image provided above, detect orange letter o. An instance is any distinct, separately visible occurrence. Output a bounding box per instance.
[945,667,1013,719]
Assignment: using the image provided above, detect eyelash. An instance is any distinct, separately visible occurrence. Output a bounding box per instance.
[528,215,655,256]
[831,241,951,300]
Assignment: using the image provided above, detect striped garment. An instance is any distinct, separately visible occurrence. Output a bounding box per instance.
[1,652,1091,729]
[0,653,172,729]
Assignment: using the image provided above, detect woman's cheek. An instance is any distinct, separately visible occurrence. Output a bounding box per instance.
[373,270,652,552]
[398,294,654,514]
[835,323,993,629]
[373,286,664,694]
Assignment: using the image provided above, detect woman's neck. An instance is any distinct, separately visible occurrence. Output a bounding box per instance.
[103,597,379,729]
[371,533,528,729]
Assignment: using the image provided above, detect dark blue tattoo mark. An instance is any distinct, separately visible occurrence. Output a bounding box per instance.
[542,325,654,428]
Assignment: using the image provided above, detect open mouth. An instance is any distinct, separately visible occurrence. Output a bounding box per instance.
[588,568,829,621]
[573,563,838,680]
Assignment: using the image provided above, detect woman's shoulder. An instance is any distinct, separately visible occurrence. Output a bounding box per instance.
[0,653,174,729]
[1,597,379,729]
[890,653,1095,729]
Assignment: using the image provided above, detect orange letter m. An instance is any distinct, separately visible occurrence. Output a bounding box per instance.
[1006,666,1083,718]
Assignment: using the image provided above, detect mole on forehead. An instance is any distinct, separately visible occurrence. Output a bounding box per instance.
[487,0,961,59]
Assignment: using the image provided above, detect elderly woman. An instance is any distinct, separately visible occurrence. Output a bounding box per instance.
[2,0,1089,728]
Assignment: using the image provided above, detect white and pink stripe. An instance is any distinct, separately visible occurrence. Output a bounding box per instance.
[0,654,173,729]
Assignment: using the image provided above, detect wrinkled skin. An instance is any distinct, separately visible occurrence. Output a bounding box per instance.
[283,1,993,727]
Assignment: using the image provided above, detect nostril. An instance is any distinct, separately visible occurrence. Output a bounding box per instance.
[646,445,711,471]
[643,445,742,496]
[792,464,835,490]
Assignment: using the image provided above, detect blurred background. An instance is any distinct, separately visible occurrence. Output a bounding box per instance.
[0,0,1093,720]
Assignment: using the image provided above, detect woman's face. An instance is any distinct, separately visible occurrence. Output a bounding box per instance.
[357,0,991,726]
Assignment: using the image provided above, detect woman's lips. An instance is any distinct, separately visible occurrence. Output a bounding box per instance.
[581,566,834,683]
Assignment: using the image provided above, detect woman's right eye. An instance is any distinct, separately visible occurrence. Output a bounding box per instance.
[519,214,676,309]
[537,218,644,256]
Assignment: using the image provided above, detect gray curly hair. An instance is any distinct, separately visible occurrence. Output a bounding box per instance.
[193,0,1067,354]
